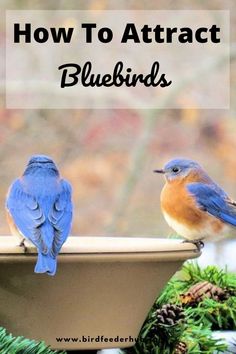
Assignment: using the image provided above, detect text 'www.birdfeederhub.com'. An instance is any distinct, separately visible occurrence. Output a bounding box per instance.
[5,10,229,109]
[55,335,138,344]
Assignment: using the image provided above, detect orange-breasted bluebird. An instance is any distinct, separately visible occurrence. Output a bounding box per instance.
[154,158,236,250]
[6,155,73,276]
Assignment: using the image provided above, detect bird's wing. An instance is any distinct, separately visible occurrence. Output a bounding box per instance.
[6,179,46,251]
[187,182,236,227]
[49,179,73,256]
[227,197,236,207]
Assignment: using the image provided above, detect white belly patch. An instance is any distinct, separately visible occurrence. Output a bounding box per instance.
[162,211,227,241]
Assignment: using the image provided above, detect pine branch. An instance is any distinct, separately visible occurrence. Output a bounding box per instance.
[122,262,236,354]
[0,327,65,354]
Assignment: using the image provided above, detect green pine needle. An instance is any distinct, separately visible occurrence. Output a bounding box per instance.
[0,327,65,354]
[123,261,236,354]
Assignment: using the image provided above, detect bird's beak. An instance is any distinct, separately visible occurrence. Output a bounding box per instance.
[153,169,165,174]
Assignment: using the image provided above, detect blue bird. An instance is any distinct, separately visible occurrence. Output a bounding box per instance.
[154,158,236,249]
[6,155,73,276]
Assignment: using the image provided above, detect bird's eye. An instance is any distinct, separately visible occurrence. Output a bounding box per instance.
[172,167,180,173]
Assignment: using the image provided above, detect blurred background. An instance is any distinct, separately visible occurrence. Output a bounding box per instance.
[0,0,236,270]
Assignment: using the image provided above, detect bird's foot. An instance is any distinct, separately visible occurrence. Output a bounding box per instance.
[194,240,204,252]
[182,239,204,252]
[19,239,28,253]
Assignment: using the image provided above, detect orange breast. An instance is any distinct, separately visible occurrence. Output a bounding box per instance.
[160,178,223,233]
[161,180,202,227]
[6,210,22,238]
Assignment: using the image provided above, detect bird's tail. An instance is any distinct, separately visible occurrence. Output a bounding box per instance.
[34,253,57,276]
